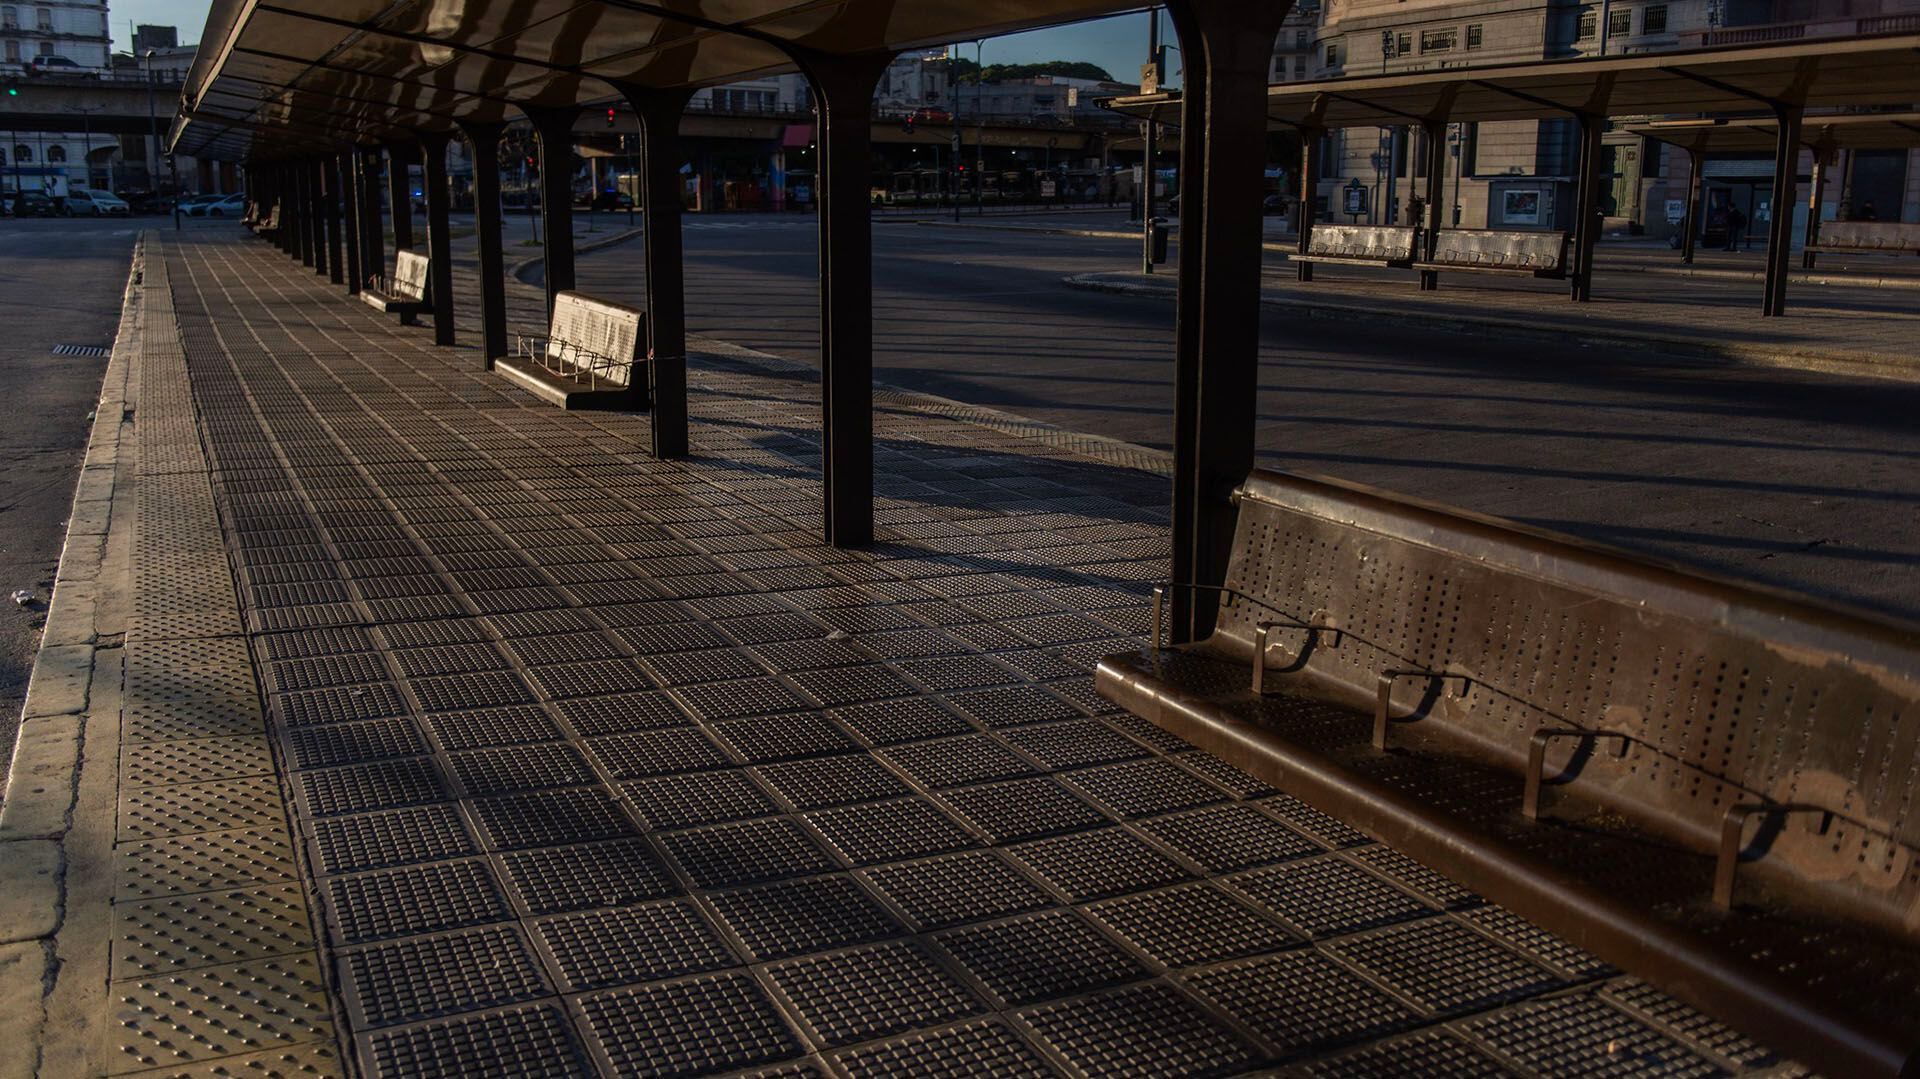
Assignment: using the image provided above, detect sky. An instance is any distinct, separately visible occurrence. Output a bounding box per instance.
[108,1,1177,88]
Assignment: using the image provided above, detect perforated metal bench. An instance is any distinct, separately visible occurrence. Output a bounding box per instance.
[1293,224,1417,268]
[249,206,280,235]
[493,291,648,410]
[361,249,431,322]
[1811,220,1920,254]
[1097,469,1920,1077]
[1413,228,1570,278]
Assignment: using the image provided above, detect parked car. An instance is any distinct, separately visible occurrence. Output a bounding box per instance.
[911,107,953,124]
[62,187,130,217]
[200,192,247,217]
[590,191,633,212]
[176,194,222,216]
[26,55,91,77]
[0,194,12,216]
[12,191,57,217]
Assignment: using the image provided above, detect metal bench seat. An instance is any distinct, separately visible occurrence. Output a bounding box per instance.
[361,249,432,321]
[1293,223,1417,268]
[1097,469,1920,1077]
[1810,220,1920,254]
[493,291,648,410]
[1412,228,1570,278]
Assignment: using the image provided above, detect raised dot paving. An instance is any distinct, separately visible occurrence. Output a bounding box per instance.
[122,228,1800,1075]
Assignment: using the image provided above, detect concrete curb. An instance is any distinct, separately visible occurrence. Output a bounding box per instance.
[1063,271,1920,384]
[0,233,141,1078]
[509,225,645,287]
[914,218,1299,253]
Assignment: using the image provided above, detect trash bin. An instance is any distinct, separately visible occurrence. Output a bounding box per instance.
[1147,217,1169,264]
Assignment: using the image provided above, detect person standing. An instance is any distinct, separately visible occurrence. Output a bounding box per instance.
[1723,204,1746,251]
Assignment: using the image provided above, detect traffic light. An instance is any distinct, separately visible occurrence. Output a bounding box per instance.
[901,116,914,134]
[605,107,616,127]
[4,79,18,97]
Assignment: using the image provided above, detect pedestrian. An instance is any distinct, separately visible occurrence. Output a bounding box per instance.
[1862,200,1878,221]
[1723,204,1745,251]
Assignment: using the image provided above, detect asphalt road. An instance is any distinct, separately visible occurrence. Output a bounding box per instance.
[0,217,131,772]
[559,215,1920,623]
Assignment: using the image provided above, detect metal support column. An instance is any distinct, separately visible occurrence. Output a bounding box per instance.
[1763,105,1803,317]
[618,85,699,450]
[459,121,509,369]
[1167,0,1292,642]
[1297,126,1319,283]
[1681,144,1702,265]
[277,166,294,256]
[341,152,363,296]
[360,147,386,290]
[526,107,580,320]
[420,132,457,346]
[1419,120,1447,291]
[1570,115,1604,303]
[323,155,343,285]
[388,142,415,253]
[792,50,893,547]
[1803,143,1828,271]
[295,161,315,267]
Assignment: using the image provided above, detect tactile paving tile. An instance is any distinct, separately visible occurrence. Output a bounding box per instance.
[310,804,476,874]
[1181,947,1419,1055]
[450,743,598,794]
[710,713,861,763]
[1323,917,1564,1016]
[1135,803,1325,874]
[115,827,299,901]
[1463,992,1722,1077]
[753,753,911,811]
[296,758,447,817]
[589,727,732,778]
[830,698,973,747]
[122,1040,343,1078]
[1348,844,1484,910]
[119,776,288,841]
[1085,882,1296,969]
[1059,758,1229,819]
[1458,905,1615,980]
[1006,827,1191,902]
[932,909,1147,1008]
[1001,719,1148,769]
[112,885,314,979]
[705,874,903,962]
[858,850,1054,933]
[533,898,736,992]
[105,953,334,1073]
[1600,979,1781,1070]
[831,1017,1059,1078]
[1290,1027,1510,1077]
[935,777,1108,844]
[120,736,277,788]
[880,735,1034,789]
[424,706,562,750]
[1014,981,1260,1077]
[338,925,550,1029]
[578,971,805,1078]
[361,1002,590,1079]
[498,838,679,916]
[287,718,428,769]
[324,859,510,945]
[767,940,984,1048]
[1225,856,1435,939]
[625,769,781,829]
[556,691,690,735]
[660,816,840,889]
[803,797,979,866]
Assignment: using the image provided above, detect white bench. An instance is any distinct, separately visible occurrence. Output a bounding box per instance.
[361,249,431,321]
[1414,228,1569,278]
[1295,224,1417,268]
[494,291,649,410]
[1811,220,1920,254]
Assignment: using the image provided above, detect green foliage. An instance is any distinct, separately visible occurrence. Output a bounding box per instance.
[950,60,1115,84]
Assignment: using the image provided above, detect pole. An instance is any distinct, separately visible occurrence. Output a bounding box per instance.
[460,121,509,368]
[1762,105,1802,317]
[950,47,962,222]
[1142,7,1159,274]
[1803,143,1826,271]
[974,40,985,216]
[1681,144,1701,265]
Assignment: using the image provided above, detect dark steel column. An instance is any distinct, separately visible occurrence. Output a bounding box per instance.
[360,147,386,291]
[792,51,893,548]
[295,161,315,267]
[341,153,363,296]
[314,160,333,275]
[526,107,581,319]
[1168,0,1292,641]
[1681,143,1702,265]
[1419,121,1447,291]
[619,85,698,452]
[1296,126,1317,283]
[323,155,343,285]
[388,143,415,254]
[1570,115,1604,303]
[460,122,509,368]
[277,166,294,256]
[1803,142,1827,271]
[1763,106,1802,317]
[420,132,457,346]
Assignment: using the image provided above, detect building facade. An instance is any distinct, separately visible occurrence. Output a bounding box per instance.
[1,0,119,195]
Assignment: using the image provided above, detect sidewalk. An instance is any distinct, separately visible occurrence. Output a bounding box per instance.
[1067,262,1920,382]
[0,227,1798,1077]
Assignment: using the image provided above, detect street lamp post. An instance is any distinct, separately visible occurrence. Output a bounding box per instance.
[69,104,102,190]
[974,40,985,216]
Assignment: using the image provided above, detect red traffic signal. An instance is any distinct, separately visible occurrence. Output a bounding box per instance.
[606,107,617,127]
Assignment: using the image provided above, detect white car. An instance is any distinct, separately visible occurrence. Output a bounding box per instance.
[63,187,129,217]
[200,192,248,218]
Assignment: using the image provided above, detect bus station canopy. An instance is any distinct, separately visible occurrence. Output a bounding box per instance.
[1105,32,1920,131]
[171,0,1139,160]
[1628,111,1920,152]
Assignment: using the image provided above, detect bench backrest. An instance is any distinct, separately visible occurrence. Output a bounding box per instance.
[1208,468,1920,933]
[1817,220,1920,251]
[392,250,430,302]
[1426,228,1569,270]
[1306,224,1417,262]
[547,291,645,388]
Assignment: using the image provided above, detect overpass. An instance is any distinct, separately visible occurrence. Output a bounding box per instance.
[0,71,181,135]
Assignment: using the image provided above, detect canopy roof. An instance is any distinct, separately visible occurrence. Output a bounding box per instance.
[172,0,1138,160]
[1107,32,1920,131]
[1628,111,1920,153]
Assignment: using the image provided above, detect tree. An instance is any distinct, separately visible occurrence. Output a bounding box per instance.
[954,60,1115,84]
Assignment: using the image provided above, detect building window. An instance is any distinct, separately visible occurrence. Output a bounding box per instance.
[1609,8,1631,36]
[2,40,15,63]
[1,7,15,30]
[46,145,64,162]
[1467,23,1483,49]
[1577,9,1596,39]
[33,5,48,31]
[1396,32,1411,57]
[1421,28,1457,53]
[36,40,51,56]
[1325,43,1340,66]
[1295,29,1308,47]
[1293,55,1306,78]
[1643,4,1667,32]
[13,144,29,163]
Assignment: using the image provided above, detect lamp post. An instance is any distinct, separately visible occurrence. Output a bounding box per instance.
[143,50,160,193]
[69,104,103,190]
[974,39,985,216]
